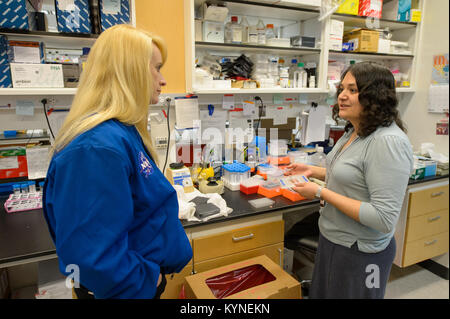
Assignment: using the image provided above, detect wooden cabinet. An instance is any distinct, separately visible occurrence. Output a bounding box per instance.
[193,220,284,263]
[394,181,449,267]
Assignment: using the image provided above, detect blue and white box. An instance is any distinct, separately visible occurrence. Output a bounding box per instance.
[0,35,8,65]
[99,0,130,32]
[55,0,92,34]
[0,64,12,88]
[0,0,36,30]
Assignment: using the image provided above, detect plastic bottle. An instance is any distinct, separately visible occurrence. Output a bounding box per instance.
[265,24,276,41]
[225,16,242,44]
[297,62,308,88]
[279,67,289,88]
[310,146,326,167]
[240,16,249,44]
[256,19,266,45]
[247,23,258,44]
[13,184,21,195]
[288,59,298,88]
[78,47,90,74]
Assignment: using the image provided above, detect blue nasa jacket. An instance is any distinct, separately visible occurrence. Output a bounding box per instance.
[43,119,192,299]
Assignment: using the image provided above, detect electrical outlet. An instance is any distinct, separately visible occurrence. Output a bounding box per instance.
[155,137,168,149]
[46,96,56,105]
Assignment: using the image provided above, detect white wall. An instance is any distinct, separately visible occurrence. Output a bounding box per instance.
[398,0,449,155]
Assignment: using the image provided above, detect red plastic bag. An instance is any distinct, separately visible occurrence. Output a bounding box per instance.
[205,264,276,299]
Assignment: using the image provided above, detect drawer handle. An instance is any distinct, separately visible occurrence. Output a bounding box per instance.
[431,191,444,197]
[232,233,254,242]
[428,216,441,222]
[425,239,437,246]
[278,248,283,266]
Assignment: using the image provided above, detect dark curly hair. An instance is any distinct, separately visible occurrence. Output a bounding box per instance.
[332,62,406,137]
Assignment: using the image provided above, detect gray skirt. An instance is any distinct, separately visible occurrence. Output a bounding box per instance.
[309,233,396,299]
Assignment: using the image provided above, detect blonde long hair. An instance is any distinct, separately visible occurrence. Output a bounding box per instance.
[51,24,167,162]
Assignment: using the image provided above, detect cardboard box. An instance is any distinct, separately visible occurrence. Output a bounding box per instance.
[0,35,8,65]
[10,63,64,88]
[343,28,379,52]
[330,19,344,37]
[336,0,359,15]
[184,255,301,299]
[378,38,390,53]
[0,147,28,179]
[358,0,383,18]
[7,40,41,64]
[202,21,224,43]
[382,0,420,22]
[99,0,130,32]
[0,0,36,30]
[55,0,92,33]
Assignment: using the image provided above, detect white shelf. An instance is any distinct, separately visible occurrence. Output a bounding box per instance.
[0,88,77,96]
[396,87,415,93]
[194,88,328,94]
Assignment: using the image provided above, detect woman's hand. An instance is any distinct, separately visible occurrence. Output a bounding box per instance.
[157,273,162,287]
[284,163,313,178]
[292,181,320,200]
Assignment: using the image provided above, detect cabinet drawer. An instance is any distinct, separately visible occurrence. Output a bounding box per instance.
[194,243,284,274]
[193,220,284,263]
[160,261,193,299]
[403,232,449,267]
[405,209,449,243]
[408,185,449,217]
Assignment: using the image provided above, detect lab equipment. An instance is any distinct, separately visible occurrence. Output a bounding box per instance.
[240,176,264,195]
[309,146,326,167]
[13,184,21,195]
[199,177,225,195]
[222,163,251,191]
[256,19,266,45]
[166,162,195,193]
[288,151,308,164]
[248,197,275,209]
[4,191,42,213]
[257,180,281,198]
[279,175,309,189]
[256,163,273,180]
[194,202,221,219]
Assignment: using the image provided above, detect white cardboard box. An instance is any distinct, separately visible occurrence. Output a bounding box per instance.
[10,63,64,88]
[330,19,344,37]
[378,38,391,54]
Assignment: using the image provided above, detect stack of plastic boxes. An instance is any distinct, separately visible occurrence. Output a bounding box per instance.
[222,163,250,191]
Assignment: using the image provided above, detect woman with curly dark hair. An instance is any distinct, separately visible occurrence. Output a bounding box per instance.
[285,62,413,298]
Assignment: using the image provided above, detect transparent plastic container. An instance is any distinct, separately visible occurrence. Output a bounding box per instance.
[266,24,276,41]
[266,168,284,184]
[288,151,308,164]
[256,19,266,45]
[310,146,327,167]
[225,16,242,44]
[268,139,288,157]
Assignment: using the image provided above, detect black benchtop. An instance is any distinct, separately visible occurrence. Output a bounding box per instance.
[1,174,448,266]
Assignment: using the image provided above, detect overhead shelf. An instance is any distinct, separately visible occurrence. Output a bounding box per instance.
[194,88,328,94]
[196,41,320,56]
[0,88,78,96]
[329,50,414,60]
[331,13,418,31]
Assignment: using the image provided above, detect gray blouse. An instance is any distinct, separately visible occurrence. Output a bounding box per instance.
[320,122,413,253]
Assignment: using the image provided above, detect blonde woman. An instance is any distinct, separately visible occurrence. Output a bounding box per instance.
[43,25,192,299]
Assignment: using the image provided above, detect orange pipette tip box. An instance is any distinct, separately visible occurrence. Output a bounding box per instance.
[257,185,281,198]
[281,188,306,202]
[240,184,259,195]
[268,156,290,166]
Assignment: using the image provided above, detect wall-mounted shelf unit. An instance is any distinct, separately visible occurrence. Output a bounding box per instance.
[186,0,424,95]
[0,88,77,96]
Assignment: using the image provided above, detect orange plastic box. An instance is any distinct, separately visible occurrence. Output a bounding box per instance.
[268,156,290,166]
[281,188,306,202]
[257,185,281,198]
[240,184,259,195]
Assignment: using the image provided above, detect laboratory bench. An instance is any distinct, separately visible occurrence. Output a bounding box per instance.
[0,174,448,298]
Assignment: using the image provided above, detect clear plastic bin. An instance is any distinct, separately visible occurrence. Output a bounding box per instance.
[268,139,288,157]
[288,151,308,164]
